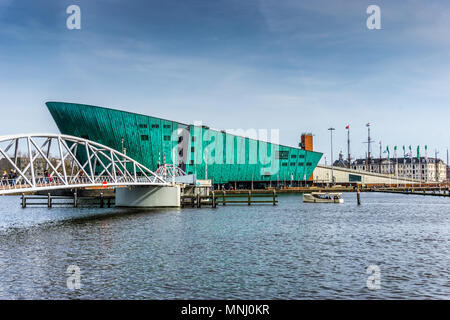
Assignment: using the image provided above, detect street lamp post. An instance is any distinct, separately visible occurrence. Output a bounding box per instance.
[328,127,335,185]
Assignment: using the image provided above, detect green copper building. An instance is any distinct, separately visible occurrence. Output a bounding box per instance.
[46,102,322,185]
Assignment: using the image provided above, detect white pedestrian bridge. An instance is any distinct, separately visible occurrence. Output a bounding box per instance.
[0,133,182,195]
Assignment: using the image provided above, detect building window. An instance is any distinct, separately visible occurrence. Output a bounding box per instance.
[139,124,147,129]
[190,160,194,165]
[163,124,171,129]
[192,136,196,142]
[163,135,171,141]
[281,163,288,167]
[141,135,149,141]
[306,162,312,166]
[298,163,304,166]
[290,163,296,166]
[81,134,89,140]
[276,151,289,160]
[191,147,195,152]
[291,155,297,158]
[151,124,159,128]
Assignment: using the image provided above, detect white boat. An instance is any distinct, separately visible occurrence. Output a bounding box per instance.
[303,192,344,204]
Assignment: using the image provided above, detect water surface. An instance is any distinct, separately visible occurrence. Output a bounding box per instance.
[0,193,449,299]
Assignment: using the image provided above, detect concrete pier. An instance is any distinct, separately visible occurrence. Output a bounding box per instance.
[115,185,181,208]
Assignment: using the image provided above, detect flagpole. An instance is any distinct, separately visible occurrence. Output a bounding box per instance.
[409,145,413,185]
[418,146,421,188]
[403,145,406,186]
[346,125,351,169]
[425,145,428,184]
[395,146,398,187]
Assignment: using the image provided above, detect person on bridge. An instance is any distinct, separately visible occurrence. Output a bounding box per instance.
[44,170,50,183]
[1,170,7,186]
[8,169,17,186]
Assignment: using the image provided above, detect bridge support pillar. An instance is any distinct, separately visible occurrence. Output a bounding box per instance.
[115,185,181,208]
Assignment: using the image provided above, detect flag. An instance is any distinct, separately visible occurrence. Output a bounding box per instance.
[345,125,349,129]
[394,146,398,158]
[425,145,428,162]
[417,145,420,160]
[386,146,390,160]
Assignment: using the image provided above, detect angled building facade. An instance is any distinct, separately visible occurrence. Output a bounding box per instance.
[46,102,322,185]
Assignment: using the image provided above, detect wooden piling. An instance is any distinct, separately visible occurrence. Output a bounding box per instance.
[21,193,26,208]
[223,190,226,206]
[100,193,104,208]
[47,193,52,208]
[73,192,78,208]
[272,189,276,205]
[248,190,251,205]
[357,189,361,205]
[197,193,201,208]
[212,191,216,208]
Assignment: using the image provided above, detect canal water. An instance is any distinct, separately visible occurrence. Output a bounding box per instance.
[0,193,449,299]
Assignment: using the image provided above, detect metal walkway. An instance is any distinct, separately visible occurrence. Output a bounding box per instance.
[0,134,171,195]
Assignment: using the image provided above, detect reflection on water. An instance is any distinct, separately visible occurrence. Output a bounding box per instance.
[0,193,449,299]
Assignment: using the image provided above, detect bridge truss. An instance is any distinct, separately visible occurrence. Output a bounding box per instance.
[0,134,169,195]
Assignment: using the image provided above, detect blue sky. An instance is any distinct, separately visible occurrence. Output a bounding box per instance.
[0,0,449,163]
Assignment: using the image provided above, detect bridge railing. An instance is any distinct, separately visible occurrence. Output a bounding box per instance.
[0,134,172,194]
[0,175,158,192]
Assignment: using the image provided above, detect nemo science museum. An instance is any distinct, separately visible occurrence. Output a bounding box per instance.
[46,102,322,187]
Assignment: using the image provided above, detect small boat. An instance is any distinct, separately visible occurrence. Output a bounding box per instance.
[303,192,344,204]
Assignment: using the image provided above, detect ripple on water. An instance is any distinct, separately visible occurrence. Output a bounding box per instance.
[0,193,450,299]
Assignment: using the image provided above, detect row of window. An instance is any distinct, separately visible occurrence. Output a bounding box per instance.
[141,135,172,141]
[282,162,312,167]
[291,155,305,159]
[138,124,172,129]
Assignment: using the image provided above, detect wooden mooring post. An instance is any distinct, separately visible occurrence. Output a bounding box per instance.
[21,193,26,208]
[47,193,52,208]
[181,189,279,207]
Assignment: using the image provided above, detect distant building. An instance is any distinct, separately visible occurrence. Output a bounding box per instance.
[334,154,447,182]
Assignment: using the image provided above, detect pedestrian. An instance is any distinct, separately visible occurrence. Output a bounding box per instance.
[8,169,14,186]
[12,169,18,186]
[1,170,7,186]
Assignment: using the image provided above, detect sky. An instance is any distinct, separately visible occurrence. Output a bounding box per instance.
[0,0,449,163]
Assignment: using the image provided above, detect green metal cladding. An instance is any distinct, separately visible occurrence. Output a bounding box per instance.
[46,102,322,184]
